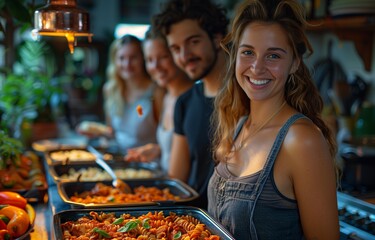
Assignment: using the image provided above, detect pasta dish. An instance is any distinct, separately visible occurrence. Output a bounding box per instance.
[61,210,220,239]
[70,183,181,204]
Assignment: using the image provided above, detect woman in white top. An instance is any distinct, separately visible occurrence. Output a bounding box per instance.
[125,28,192,174]
[78,35,165,154]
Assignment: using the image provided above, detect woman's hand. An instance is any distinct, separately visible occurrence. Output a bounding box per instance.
[125,143,161,162]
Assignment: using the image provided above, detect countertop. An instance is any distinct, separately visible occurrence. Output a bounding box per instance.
[27,156,72,240]
[29,203,50,240]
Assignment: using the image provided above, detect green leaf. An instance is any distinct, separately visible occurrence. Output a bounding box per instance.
[92,227,111,238]
[112,217,124,225]
[142,218,150,229]
[107,196,115,202]
[5,0,31,23]
[118,220,140,232]
[173,231,182,239]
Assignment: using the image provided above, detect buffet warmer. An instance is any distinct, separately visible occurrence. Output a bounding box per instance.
[53,206,235,239]
[57,178,199,208]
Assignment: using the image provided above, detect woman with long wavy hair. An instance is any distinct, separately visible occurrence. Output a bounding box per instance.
[208,0,340,239]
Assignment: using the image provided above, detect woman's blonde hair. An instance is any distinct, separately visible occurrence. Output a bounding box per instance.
[212,0,337,162]
[104,35,148,117]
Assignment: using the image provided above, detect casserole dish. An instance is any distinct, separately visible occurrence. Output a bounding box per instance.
[53,206,235,239]
[57,178,199,208]
[44,148,113,165]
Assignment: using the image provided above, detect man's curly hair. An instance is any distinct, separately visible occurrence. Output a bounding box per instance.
[152,0,229,39]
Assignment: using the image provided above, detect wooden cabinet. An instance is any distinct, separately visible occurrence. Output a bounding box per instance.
[307,16,375,71]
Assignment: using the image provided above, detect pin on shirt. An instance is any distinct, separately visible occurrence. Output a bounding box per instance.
[136,105,143,117]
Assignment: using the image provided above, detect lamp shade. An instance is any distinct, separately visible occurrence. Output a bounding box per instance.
[32,0,93,53]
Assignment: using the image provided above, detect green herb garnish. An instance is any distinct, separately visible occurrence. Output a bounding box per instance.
[93,227,111,238]
[107,196,115,202]
[142,218,150,229]
[173,231,182,239]
[118,220,140,232]
[113,217,124,225]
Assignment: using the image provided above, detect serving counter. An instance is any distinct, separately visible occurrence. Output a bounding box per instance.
[28,150,231,240]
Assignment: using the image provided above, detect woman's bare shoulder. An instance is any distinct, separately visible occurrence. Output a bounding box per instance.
[283,118,331,162]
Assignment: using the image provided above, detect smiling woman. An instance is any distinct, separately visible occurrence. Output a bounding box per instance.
[209,0,340,239]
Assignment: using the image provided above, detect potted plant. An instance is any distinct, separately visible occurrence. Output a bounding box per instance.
[0,39,64,145]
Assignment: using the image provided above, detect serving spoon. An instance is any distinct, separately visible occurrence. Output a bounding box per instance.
[87,145,132,193]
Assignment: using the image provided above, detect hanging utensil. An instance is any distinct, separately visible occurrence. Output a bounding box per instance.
[87,145,132,193]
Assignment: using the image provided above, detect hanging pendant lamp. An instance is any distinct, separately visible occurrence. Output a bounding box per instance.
[32,0,93,54]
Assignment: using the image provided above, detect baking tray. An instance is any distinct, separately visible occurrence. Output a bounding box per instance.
[44,148,112,165]
[32,137,88,152]
[57,178,199,208]
[48,160,164,183]
[53,206,235,240]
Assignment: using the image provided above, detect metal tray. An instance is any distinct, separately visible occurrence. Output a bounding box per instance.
[48,160,164,183]
[57,178,199,208]
[44,148,99,165]
[53,206,235,240]
[32,137,88,152]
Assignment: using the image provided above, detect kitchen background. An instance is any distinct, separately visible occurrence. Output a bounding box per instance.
[2,0,374,121]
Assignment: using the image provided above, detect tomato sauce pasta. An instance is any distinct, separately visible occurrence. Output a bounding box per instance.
[61,211,221,240]
[70,183,181,204]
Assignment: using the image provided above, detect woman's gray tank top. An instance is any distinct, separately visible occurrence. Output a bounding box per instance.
[207,113,306,239]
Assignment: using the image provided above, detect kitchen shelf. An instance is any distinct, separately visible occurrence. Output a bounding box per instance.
[307,16,375,71]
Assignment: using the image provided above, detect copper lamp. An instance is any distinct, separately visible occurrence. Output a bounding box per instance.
[32,0,93,54]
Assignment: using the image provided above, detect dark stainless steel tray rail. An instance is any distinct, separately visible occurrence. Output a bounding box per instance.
[53,206,235,240]
[57,178,199,208]
[48,160,163,183]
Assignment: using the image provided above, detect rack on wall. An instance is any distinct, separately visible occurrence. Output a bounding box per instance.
[307,16,375,71]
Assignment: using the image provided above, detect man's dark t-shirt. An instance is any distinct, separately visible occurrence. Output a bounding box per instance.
[174,81,215,209]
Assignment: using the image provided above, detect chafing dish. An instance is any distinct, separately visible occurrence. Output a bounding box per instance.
[48,160,163,182]
[57,178,199,208]
[53,206,235,239]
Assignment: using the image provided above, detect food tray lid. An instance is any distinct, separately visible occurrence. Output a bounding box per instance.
[53,206,235,240]
[57,178,199,208]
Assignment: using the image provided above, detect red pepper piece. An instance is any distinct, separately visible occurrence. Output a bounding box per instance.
[0,219,6,230]
[0,192,27,209]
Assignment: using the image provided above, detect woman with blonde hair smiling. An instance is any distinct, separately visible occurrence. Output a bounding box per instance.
[78,35,164,154]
